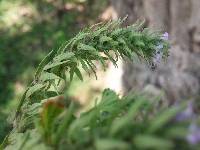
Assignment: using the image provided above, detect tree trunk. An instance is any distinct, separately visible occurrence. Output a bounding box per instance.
[111,0,200,103]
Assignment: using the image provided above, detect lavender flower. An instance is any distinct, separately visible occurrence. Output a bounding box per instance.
[150,32,169,70]
[175,101,200,145]
[175,101,195,121]
[161,32,169,40]
[187,123,200,145]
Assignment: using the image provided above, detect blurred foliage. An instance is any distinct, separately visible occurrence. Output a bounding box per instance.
[2,89,200,150]
[0,0,77,105]
[0,0,108,143]
[0,112,12,143]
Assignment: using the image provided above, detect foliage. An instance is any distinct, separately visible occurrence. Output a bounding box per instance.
[4,19,197,150]
[0,0,107,142]
[2,90,200,150]
[0,0,76,105]
[0,112,12,143]
[14,18,169,120]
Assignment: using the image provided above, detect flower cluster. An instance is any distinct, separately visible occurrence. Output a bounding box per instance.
[176,101,200,145]
[187,123,200,145]
[176,101,195,121]
[150,32,169,70]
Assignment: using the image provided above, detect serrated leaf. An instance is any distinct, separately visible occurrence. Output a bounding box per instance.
[100,36,113,45]
[29,91,59,102]
[51,81,59,95]
[77,43,96,52]
[98,56,106,71]
[104,51,118,67]
[80,59,90,73]
[85,59,97,79]
[135,41,145,47]
[111,28,123,37]
[69,68,75,82]
[40,72,61,82]
[26,84,45,99]
[74,68,83,81]
[43,60,69,70]
[53,52,75,62]
[35,49,56,79]
[77,43,99,57]
[70,32,90,50]
[26,103,42,116]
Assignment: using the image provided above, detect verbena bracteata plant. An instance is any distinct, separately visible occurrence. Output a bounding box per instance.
[14,18,169,122]
[1,18,200,150]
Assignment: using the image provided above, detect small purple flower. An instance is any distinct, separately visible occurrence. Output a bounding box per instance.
[161,32,169,40]
[187,123,200,145]
[150,32,169,71]
[175,101,195,121]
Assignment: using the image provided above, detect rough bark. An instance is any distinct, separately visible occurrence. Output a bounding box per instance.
[111,0,200,103]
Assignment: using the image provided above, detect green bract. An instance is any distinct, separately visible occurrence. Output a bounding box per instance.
[5,19,199,150]
[14,19,169,120]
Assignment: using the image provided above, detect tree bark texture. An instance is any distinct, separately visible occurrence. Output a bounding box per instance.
[111,0,200,103]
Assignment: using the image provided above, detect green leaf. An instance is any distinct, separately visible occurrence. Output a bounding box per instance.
[77,43,99,57]
[95,139,130,150]
[70,32,90,51]
[26,84,45,99]
[134,135,173,149]
[29,91,59,102]
[148,105,184,133]
[53,102,75,144]
[35,49,56,79]
[40,72,61,82]
[99,36,113,45]
[39,100,64,143]
[69,68,75,82]
[74,68,83,81]
[68,108,98,139]
[43,60,69,71]
[85,59,97,79]
[104,51,118,67]
[110,98,147,135]
[51,81,60,95]
[135,41,145,47]
[80,59,90,73]
[165,126,188,138]
[77,43,96,52]
[53,52,75,62]
[100,89,119,103]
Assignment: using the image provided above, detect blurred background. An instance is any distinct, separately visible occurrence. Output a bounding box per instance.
[0,0,199,143]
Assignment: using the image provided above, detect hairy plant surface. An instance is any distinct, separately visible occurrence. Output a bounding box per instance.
[2,19,199,150]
